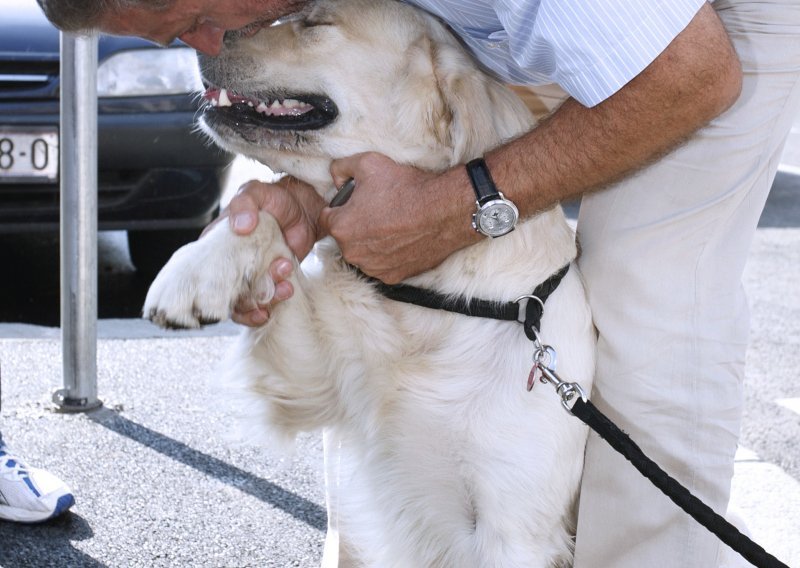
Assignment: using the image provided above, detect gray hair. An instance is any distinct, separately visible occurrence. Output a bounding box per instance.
[36,0,172,32]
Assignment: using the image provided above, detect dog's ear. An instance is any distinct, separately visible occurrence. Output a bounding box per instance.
[392,28,534,166]
[406,28,536,165]
[390,36,456,161]
[434,44,535,163]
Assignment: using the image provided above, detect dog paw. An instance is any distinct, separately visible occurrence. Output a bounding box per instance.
[143,214,287,329]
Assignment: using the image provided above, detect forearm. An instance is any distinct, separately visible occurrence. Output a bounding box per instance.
[430,3,742,241]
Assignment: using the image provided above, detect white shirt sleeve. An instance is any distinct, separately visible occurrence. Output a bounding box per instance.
[497,0,708,106]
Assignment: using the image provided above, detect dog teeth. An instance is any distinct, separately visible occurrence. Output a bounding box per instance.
[205,88,313,115]
[217,88,233,107]
[230,97,314,116]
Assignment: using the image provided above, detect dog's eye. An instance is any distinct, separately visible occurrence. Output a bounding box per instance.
[300,18,335,28]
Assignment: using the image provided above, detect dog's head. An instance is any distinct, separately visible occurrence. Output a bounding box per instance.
[198,0,533,193]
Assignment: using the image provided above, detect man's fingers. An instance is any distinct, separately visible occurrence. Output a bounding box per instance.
[227,180,267,235]
[231,258,295,328]
[272,280,294,303]
[269,257,293,282]
[329,155,361,190]
[231,307,269,327]
[317,204,335,237]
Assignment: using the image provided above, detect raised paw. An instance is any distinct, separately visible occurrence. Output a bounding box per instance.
[143,213,288,329]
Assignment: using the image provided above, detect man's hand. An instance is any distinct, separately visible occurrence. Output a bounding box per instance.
[322,152,481,284]
[211,176,326,326]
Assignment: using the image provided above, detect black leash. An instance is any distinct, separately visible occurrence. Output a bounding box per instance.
[364,264,789,568]
[569,398,788,568]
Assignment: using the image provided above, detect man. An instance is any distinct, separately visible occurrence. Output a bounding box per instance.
[38,0,800,566]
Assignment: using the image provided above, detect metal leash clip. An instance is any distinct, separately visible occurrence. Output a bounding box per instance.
[526,329,587,412]
[527,344,557,392]
[526,327,555,391]
[538,364,588,413]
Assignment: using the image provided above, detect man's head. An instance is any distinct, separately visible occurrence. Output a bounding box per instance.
[36,0,310,55]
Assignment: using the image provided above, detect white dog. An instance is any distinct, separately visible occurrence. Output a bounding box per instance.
[144,0,595,566]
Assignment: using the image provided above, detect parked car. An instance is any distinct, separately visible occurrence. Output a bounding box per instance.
[0,0,234,277]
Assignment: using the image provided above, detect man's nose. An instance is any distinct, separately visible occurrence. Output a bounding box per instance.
[179,23,225,56]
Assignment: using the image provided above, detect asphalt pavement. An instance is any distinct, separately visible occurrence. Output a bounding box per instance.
[0,136,798,567]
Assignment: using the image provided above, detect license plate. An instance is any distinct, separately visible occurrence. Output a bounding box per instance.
[0,127,59,183]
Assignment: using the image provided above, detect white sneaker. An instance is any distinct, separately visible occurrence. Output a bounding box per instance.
[0,441,75,523]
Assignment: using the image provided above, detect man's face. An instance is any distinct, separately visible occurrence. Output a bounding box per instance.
[98,0,309,56]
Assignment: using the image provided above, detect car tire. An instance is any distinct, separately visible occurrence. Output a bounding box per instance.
[128,228,201,279]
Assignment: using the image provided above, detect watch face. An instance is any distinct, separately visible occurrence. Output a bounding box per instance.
[476,201,518,237]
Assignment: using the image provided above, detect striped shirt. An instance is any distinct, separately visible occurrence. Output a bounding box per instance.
[403,0,707,107]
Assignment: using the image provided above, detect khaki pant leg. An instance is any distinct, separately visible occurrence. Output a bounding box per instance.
[573,2,800,566]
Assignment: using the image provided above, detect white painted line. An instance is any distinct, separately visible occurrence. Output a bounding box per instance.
[778,163,800,176]
[775,398,800,416]
[0,319,240,340]
[734,446,760,462]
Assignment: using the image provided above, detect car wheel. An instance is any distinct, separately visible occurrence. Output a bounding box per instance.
[128,228,201,279]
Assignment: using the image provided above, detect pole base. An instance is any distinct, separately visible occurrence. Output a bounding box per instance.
[52,389,103,413]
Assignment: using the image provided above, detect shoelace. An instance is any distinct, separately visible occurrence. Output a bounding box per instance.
[0,452,30,481]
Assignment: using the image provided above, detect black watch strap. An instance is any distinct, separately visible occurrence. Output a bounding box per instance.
[466,158,501,205]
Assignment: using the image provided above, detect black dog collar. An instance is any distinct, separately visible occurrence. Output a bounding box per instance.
[358,264,570,340]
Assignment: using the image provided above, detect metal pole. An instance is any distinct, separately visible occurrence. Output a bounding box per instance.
[53,32,102,412]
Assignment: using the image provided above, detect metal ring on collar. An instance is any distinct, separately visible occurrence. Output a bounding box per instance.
[513,294,544,324]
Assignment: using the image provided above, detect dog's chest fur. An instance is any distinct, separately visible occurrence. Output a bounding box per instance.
[221,232,594,566]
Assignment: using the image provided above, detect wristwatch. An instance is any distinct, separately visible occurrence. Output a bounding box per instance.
[466,158,519,238]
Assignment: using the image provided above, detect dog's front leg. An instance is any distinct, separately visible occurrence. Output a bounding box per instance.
[144,213,344,437]
[143,212,289,329]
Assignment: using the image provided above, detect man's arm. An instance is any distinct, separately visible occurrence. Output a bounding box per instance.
[321,3,742,283]
[490,2,742,217]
